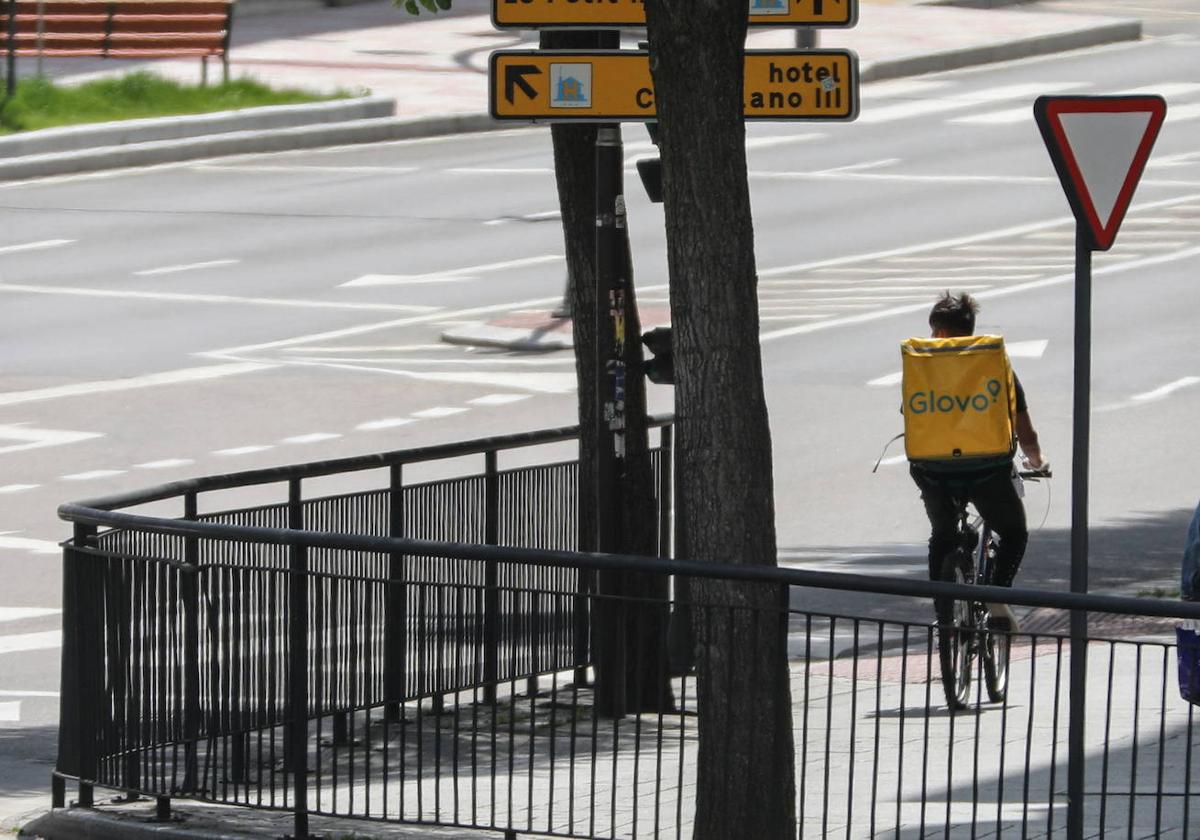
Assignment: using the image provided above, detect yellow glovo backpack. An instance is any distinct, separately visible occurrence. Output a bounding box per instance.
[901,335,1017,465]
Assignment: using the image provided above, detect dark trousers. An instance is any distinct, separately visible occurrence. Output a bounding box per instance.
[911,465,1028,589]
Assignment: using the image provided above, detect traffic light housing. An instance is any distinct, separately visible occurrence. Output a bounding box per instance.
[641,327,674,385]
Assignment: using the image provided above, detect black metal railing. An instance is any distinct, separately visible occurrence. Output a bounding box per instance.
[53,418,1200,839]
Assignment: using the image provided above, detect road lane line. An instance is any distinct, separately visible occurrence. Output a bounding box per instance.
[134,259,240,276]
[193,164,419,174]
[0,534,60,554]
[856,82,1089,124]
[356,418,416,431]
[203,294,567,359]
[0,362,272,407]
[0,630,61,655]
[0,282,439,313]
[281,433,342,444]
[0,701,18,721]
[1132,377,1200,403]
[0,608,60,622]
[469,394,531,406]
[0,689,59,697]
[60,470,124,481]
[134,459,195,470]
[213,445,273,456]
[0,484,38,494]
[412,407,468,419]
[0,424,103,455]
[0,239,73,255]
[867,372,903,387]
[341,255,563,288]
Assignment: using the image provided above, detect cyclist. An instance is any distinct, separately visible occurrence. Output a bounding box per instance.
[910,292,1047,631]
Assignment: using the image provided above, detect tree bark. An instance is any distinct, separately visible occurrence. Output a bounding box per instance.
[642,2,797,838]
[543,30,671,714]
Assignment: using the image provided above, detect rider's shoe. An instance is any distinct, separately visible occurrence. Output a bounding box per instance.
[986,602,1020,633]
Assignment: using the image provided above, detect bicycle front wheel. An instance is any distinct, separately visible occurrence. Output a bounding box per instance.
[936,549,976,710]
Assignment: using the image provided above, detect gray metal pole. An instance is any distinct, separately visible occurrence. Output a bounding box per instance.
[1066,226,1092,840]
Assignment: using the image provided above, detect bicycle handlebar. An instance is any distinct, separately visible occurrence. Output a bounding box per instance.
[1018,468,1052,480]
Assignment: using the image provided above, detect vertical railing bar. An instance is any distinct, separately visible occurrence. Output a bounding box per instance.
[287,478,309,840]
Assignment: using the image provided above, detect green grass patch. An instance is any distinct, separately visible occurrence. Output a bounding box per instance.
[0,72,354,133]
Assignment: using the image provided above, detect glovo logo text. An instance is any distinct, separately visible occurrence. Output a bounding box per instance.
[908,379,1003,415]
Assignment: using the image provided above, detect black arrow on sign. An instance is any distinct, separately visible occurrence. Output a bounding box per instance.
[505,65,542,105]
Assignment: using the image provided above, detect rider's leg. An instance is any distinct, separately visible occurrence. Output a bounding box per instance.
[910,467,958,579]
[968,468,1028,588]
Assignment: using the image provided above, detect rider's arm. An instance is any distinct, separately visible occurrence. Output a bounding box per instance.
[1015,410,1044,469]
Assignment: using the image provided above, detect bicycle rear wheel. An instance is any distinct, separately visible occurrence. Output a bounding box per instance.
[936,549,976,710]
[980,530,1010,703]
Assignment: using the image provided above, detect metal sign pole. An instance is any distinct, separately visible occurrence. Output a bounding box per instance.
[1066,225,1092,840]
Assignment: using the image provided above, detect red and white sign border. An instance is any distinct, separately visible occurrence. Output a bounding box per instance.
[1034,95,1167,251]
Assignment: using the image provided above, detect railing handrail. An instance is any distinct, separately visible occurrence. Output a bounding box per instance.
[60,413,673,513]
[59,500,1200,623]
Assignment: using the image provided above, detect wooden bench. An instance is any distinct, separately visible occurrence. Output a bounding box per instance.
[0,0,235,84]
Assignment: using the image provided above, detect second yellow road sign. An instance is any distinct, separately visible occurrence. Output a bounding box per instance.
[493,0,858,29]
[490,50,859,123]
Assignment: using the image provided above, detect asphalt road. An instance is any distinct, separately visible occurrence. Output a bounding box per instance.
[2,17,1199,826]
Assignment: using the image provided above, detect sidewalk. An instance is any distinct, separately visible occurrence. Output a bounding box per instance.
[2,0,1138,184]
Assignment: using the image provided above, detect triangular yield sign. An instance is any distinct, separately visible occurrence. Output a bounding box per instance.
[1035,95,1166,251]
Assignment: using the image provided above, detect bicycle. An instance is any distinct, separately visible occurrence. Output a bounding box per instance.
[934,465,1050,710]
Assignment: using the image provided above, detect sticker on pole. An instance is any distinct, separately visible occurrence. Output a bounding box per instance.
[1034,95,1167,251]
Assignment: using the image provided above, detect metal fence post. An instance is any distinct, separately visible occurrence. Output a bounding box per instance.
[75,524,98,807]
[182,493,201,792]
[483,450,500,704]
[57,524,98,807]
[385,463,406,721]
[287,478,309,840]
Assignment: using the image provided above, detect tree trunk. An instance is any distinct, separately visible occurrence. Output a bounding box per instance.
[643,2,797,838]
[544,30,671,714]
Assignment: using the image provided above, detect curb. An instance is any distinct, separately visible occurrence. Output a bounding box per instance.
[0,95,396,157]
[19,804,494,840]
[859,19,1142,83]
[0,113,499,181]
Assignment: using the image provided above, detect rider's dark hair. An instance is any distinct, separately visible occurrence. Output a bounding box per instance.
[929,292,978,336]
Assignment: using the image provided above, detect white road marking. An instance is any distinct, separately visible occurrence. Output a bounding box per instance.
[447,167,553,175]
[0,362,273,408]
[0,631,61,655]
[0,424,102,455]
[867,340,1046,388]
[1132,376,1200,403]
[412,407,468,419]
[283,344,449,353]
[134,459,195,470]
[949,107,1034,126]
[0,239,73,255]
[878,454,909,467]
[193,164,419,175]
[0,608,60,622]
[760,192,1200,279]
[759,314,827,321]
[0,484,38,494]
[203,294,567,360]
[1007,340,1049,359]
[761,242,1200,344]
[856,82,1088,124]
[60,470,124,482]
[0,282,439,313]
[356,418,415,431]
[0,701,19,721]
[134,259,240,276]
[0,534,59,555]
[341,255,563,288]
[213,445,273,456]
[484,210,562,226]
[469,394,531,406]
[750,170,1052,185]
[281,433,342,444]
[0,690,59,697]
[294,355,574,367]
[859,79,952,98]
[867,372,903,387]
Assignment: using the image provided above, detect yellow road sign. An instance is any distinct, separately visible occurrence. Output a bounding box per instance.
[493,0,857,29]
[490,50,859,123]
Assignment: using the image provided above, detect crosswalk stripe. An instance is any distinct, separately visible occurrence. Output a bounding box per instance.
[0,607,60,623]
[0,701,19,722]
